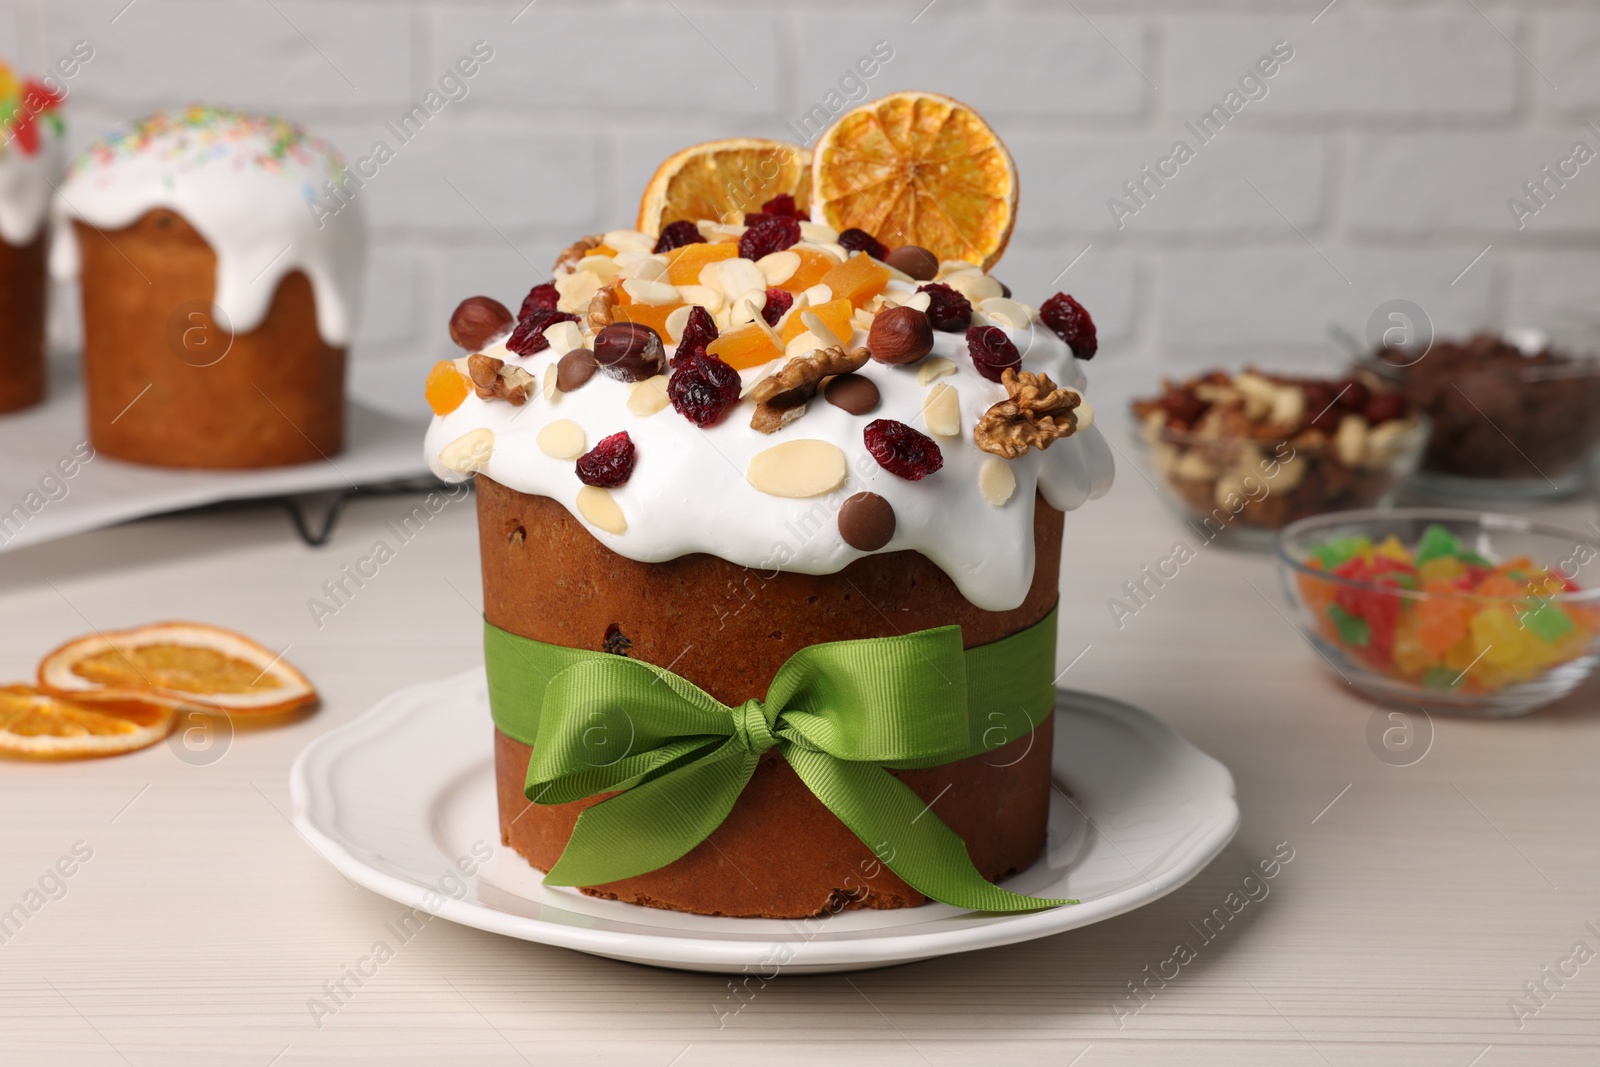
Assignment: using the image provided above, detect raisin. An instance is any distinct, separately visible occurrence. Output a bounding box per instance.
[966,325,1021,383]
[838,228,888,261]
[762,287,794,327]
[1039,293,1098,360]
[575,431,636,488]
[739,215,801,260]
[864,419,943,480]
[519,282,560,317]
[673,305,720,365]
[506,307,578,356]
[668,354,742,427]
[917,282,972,332]
[653,220,705,254]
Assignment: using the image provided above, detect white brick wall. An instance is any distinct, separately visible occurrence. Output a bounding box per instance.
[5,0,1597,415]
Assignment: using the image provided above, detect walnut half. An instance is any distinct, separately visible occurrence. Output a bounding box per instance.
[554,233,604,273]
[748,345,871,433]
[587,281,619,331]
[974,368,1086,459]
[467,353,536,406]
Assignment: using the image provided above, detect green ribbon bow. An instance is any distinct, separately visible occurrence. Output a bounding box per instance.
[485,608,1073,913]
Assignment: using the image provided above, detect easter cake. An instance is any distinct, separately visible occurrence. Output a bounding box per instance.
[52,107,364,467]
[0,65,66,415]
[426,93,1113,918]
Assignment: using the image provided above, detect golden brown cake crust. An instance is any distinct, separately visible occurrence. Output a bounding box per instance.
[478,476,1063,918]
[0,231,47,415]
[74,211,345,468]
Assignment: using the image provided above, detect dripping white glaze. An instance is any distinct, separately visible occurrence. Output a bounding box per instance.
[0,119,65,246]
[50,109,363,346]
[426,280,1113,613]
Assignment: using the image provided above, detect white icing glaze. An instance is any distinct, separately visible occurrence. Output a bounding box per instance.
[0,121,65,246]
[426,259,1113,611]
[50,108,363,345]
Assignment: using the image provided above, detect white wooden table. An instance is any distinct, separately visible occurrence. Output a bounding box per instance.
[3,431,1598,1066]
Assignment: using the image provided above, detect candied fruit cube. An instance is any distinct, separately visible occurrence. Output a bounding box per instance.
[667,242,738,286]
[707,323,783,370]
[819,253,891,308]
[613,299,685,339]
[425,360,470,415]
[782,247,841,293]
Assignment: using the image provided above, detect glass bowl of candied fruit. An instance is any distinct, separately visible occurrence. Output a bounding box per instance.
[1131,370,1429,549]
[1276,509,1600,716]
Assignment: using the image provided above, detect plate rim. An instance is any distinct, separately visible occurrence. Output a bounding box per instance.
[290,671,1240,972]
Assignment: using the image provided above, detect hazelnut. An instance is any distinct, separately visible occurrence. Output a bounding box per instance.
[884,244,939,281]
[449,296,514,352]
[867,305,935,366]
[593,322,667,382]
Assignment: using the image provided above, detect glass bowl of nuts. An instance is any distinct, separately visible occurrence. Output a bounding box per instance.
[1357,331,1600,502]
[1131,370,1429,549]
[1275,509,1600,716]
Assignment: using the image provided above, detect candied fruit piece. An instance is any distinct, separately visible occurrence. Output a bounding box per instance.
[782,246,841,293]
[707,322,784,370]
[612,295,686,340]
[779,297,854,347]
[576,431,636,488]
[820,253,891,309]
[666,241,739,286]
[424,360,470,415]
[668,354,742,427]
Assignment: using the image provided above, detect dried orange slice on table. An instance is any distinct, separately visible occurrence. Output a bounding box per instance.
[0,685,179,759]
[39,622,317,717]
[810,91,1018,270]
[638,137,811,236]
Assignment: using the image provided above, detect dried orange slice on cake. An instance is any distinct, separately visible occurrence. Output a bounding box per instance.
[39,622,317,717]
[637,138,811,236]
[0,685,179,759]
[810,91,1018,270]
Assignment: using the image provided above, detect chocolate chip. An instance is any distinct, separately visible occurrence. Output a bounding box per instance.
[594,322,667,382]
[557,349,598,392]
[824,373,880,415]
[838,492,895,551]
[885,244,939,281]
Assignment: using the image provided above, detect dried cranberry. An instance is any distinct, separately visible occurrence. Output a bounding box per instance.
[838,228,888,261]
[653,220,705,254]
[668,354,742,427]
[673,305,719,365]
[739,215,801,260]
[1039,293,1098,360]
[864,419,943,481]
[917,283,972,332]
[762,287,794,327]
[507,307,578,356]
[575,431,636,488]
[759,193,807,219]
[966,325,1021,383]
[519,282,560,317]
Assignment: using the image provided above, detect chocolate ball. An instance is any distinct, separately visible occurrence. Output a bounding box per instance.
[449,296,514,352]
[593,322,667,382]
[838,492,896,551]
[885,244,939,281]
[824,373,881,415]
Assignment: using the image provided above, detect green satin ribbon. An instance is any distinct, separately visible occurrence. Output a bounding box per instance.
[484,608,1073,913]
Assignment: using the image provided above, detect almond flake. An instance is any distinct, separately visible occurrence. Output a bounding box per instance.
[537,419,587,460]
[916,357,957,386]
[576,486,627,534]
[674,284,725,314]
[541,320,585,356]
[621,277,680,306]
[978,457,1017,506]
[802,283,833,307]
[574,255,621,282]
[924,382,961,438]
[603,230,654,254]
[440,428,494,473]
[627,376,671,417]
[630,256,671,283]
[757,250,800,286]
[800,309,844,349]
[555,271,602,314]
[746,439,847,498]
[542,365,559,401]
[664,305,693,344]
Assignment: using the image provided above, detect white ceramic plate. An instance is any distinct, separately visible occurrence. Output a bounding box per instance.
[290,671,1239,974]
